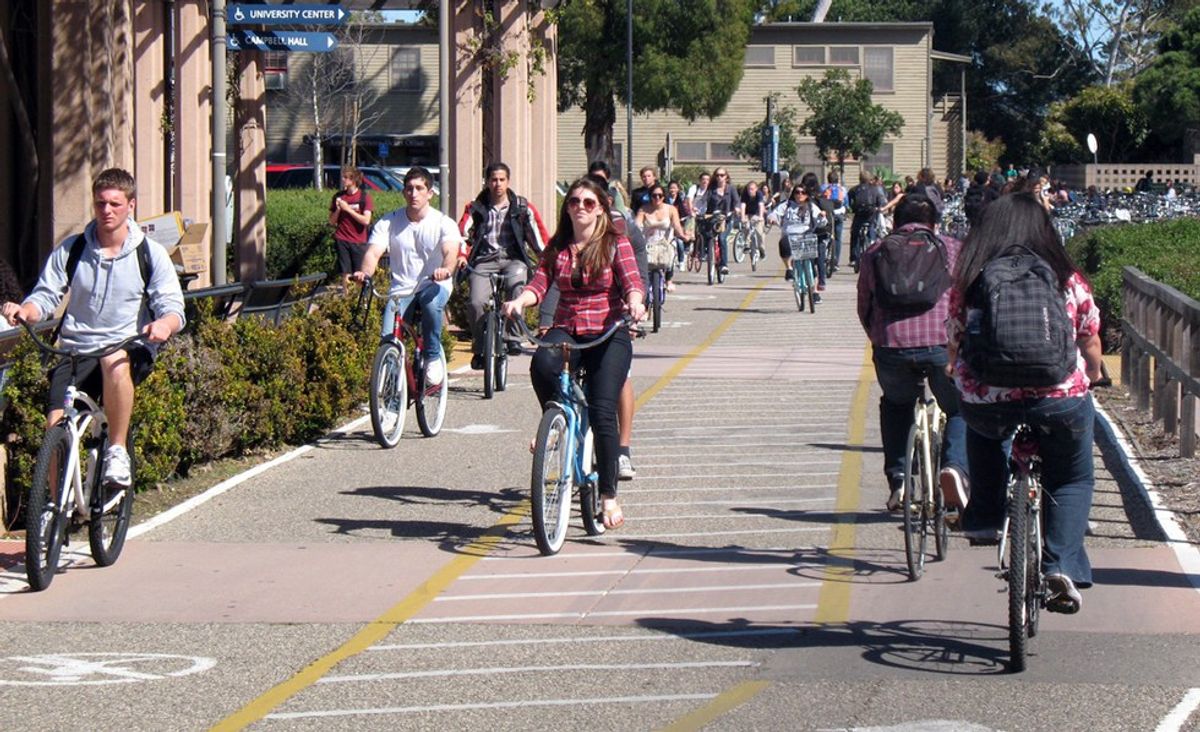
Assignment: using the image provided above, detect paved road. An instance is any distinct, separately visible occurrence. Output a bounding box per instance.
[1,254,1198,732]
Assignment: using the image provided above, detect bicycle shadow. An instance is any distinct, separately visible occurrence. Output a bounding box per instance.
[806,442,884,454]
[313,484,524,542]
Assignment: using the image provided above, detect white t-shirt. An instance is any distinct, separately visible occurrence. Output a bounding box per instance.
[368,207,461,297]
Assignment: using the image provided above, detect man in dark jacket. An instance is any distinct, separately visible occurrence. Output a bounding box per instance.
[458,162,549,370]
[848,171,887,270]
[962,170,998,228]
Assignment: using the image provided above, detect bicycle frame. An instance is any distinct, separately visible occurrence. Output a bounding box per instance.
[546,351,596,495]
[53,384,108,520]
[996,427,1044,574]
[368,289,428,405]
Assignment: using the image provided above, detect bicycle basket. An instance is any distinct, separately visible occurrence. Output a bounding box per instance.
[787,233,819,261]
[647,240,675,270]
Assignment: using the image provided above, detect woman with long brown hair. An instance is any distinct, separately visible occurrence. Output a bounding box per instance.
[504,177,645,529]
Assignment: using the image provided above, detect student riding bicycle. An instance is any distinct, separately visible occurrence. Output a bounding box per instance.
[1,168,185,488]
[503,177,646,530]
[767,183,827,299]
[946,192,1104,615]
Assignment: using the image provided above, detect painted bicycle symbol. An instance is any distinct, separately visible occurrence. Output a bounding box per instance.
[0,653,215,686]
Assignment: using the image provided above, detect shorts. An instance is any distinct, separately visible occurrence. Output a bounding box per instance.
[335,238,369,275]
[47,344,155,412]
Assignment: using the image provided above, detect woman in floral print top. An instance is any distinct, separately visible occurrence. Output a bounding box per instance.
[946,193,1104,615]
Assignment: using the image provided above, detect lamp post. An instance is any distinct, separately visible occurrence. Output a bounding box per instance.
[626,0,633,192]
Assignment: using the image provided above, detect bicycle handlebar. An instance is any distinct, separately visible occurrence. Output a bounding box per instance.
[17,317,146,360]
[507,315,641,351]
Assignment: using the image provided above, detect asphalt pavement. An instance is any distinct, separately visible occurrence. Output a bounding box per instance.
[0,251,1198,732]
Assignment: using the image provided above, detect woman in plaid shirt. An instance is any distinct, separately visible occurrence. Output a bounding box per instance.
[504,177,646,529]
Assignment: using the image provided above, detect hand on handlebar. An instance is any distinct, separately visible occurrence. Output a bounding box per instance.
[432,267,452,282]
[502,300,524,320]
[1,302,22,327]
[142,318,175,344]
[626,300,647,323]
[350,271,368,284]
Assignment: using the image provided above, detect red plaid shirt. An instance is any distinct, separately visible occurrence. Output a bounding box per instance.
[856,224,962,348]
[526,236,644,336]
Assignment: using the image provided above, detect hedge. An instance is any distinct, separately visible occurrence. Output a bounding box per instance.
[263,189,410,279]
[1065,218,1200,349]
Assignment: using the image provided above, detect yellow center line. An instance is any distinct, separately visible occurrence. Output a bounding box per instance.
[211,281,770,730]
[658,681,772,732]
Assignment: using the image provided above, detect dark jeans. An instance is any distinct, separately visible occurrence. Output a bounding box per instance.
[530,328,632,498]
[961,395,1095,587]
[830,217,844,267]
[872,345,967,491]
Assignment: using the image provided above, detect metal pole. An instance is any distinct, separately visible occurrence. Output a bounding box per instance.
[164,0,176,211]
[439,0,451,215]
[211,0,228,284]
[960,67,967,177]
[625,0,633,191]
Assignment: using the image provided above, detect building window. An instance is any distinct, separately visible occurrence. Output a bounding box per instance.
[793,46,826,66]
[862,143,894,174]
[391,48,421,92]
[863,47,894,92]
[744,45,775,68]
[264,51,288,90]
[829,46,859,66]
[710,143,737,161]
[677,141,708,161]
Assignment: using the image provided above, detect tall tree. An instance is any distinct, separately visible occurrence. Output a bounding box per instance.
[728,94,803,171]
[557,0,758,168]
[1133,6,1200,158]
[795,69,904,174]
[1044,0,1174,85]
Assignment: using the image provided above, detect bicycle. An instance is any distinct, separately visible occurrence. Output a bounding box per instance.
[511,316,636,555]
[462,264,511,399]
[995,422,1046,673]
[787,232,820,313]
[901,387,949,581]
[17,319,141,591]
[355,281,448,448]
[697,213,727,285]
[732,216,765,272]
[645,236,677,334]
[730,216,747,264]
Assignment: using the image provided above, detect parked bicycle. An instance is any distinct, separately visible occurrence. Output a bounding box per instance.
[18,319,140,591]
[511,316,638,555]
[902,387,950,581]
[788,232,820,313]
[355,281,448,448]
[461,263,511,399]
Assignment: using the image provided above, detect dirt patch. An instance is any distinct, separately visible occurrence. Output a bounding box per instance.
[1097,385,1200,545]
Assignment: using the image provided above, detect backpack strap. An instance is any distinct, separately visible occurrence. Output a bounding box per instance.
[48,234,87,346]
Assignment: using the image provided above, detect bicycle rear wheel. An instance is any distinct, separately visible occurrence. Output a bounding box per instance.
[25,425,72,591]
[369,341,407,448]
[416,351,448,437]
[651,269,663,333]
[732,229,746,262]
[577,428,606,536]
[483,314,496,400]
[1007,477,1033,672]
[531,407,572,555]
[931,431,950,561]
[902,423,927,581]
[88,431,134,567]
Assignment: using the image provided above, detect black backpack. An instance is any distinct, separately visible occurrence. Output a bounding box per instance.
[871,228,952,311]
[851,185,877,216]
[961,247,1076,388]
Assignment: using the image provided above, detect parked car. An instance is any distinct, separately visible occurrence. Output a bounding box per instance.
[385,166,440,195]
[265,164,405,191]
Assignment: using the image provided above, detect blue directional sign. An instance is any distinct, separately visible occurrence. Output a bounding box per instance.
[229,4,348,26]
[228,30,339,53]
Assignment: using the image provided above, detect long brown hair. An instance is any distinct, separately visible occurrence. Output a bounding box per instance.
[551,177,619,279]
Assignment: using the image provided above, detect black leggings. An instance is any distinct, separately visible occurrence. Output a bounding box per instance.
[530,328,632,498]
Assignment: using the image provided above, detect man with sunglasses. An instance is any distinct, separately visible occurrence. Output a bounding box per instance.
[458,162,550,371]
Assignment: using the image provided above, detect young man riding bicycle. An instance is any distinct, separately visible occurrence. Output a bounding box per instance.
[1,168,186,487]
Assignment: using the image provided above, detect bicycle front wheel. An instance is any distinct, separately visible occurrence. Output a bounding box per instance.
[732,230,746,262]
[369,341,407,448]
[88,432,134,567]
[651,269,663,333]
[416,351,448,437]
[25,425,72,591]
[750,231,760,272]
[494,312,509,393]
[792,264,805,312]
[706,238,716,285]
[1007,477,1033,672]
[483,314,496,400]
[531,407,572,555]
[931,429,950,561]
[902,423,928,581]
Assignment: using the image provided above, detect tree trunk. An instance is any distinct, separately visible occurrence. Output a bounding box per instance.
[583,84,617,173]
[311,84,324,191]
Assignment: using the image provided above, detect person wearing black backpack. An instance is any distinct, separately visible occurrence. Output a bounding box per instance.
[946,193,1104,614]
[848,171,887,271]
[857,193,968,514]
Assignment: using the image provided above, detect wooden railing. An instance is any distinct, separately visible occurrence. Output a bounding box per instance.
[1120,266,1200,457]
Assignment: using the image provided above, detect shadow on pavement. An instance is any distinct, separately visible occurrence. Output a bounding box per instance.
[1091,566,1198,589]
[807,442,884,454]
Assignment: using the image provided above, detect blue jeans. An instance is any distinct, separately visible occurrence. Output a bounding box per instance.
[872,345,967,491]
[960,395,1095,587]
[381,284,450,361]
[831,217,844,267]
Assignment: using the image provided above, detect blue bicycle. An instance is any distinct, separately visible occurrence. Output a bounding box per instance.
[511,317,633,555]
[788,232,820,313]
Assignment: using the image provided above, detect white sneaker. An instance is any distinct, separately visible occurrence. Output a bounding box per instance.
[886,485,904,512]
[618,454,636,480]
[103,445,132,487]
[939,465,969,510]
[425,357,445,385]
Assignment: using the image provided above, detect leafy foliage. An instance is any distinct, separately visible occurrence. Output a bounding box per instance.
[965,131,1007,173]
[264,189,408,279]
[795,70,904,171]
[1133,7,1200,158]
[729,94,802,172]
[1035,82,1146,164]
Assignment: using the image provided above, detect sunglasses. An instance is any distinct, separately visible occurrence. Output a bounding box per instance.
[567,196,599,212]
[651,193,664,199]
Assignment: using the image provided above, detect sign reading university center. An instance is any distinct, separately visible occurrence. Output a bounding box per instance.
[228,4,349,26]
[228,30,339,53]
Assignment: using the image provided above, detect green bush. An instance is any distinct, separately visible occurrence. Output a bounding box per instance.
[263,189,408,278]
[1065,218,1200,349]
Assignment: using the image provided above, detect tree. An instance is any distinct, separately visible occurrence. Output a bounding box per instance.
[795,69,904,174]
[1054,82,1146,162]
[1043,0,1179,86]
[728,94,802,171]
[965,131,1006,173]
[557,0,758,168]
[1133,7,1200,158]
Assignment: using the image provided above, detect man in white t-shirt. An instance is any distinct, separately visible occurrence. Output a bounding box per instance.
[353,166,461,384]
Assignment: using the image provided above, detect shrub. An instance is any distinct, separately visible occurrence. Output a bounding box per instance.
[264,189,408,278]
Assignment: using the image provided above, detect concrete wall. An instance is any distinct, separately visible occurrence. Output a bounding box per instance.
[1052,163,1200,191]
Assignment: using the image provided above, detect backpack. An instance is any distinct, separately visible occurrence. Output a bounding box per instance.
[871,228,952,311]
[961,247,1076,387]
[851,185,877,216]
[49,234,154,345]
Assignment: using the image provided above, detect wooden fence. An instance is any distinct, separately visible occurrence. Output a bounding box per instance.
[1120,266,1200,457]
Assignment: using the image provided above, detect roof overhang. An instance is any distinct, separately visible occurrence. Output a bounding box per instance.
[930,50,972,64]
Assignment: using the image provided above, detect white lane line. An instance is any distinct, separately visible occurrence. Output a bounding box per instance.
[435,582,819,601]
[319,661,756,684]
[410,603,819,623]
[369,627,802,651]
[1157,688,1200,732]
[638,442,848,451]
[460,566,790,580]
[625,498,834,507]
[636,460,843,468]
[265,693,718,720]
[621,485,835,494]
[635,424,838,433]
[630,472,840,480]
[621,511,824,522]
[480,546,805,561]
[619,527,827,539]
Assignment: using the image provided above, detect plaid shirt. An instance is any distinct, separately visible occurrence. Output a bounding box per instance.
[526,236,644,336]
[856,224,962,348]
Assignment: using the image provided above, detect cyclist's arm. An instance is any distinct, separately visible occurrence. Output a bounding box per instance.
[435,218,463,281]
[353,224,389,282]
[328,195,341,227]
[528,203,550,253]
[143,241,187,341]
[669,206,688,240]
[21,238,74,325]
[1078,332,1103,382]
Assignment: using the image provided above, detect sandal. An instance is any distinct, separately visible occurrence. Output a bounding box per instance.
[602,497,625,530]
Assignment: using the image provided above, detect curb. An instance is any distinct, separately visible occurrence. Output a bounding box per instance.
[1093,400,1200,594]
